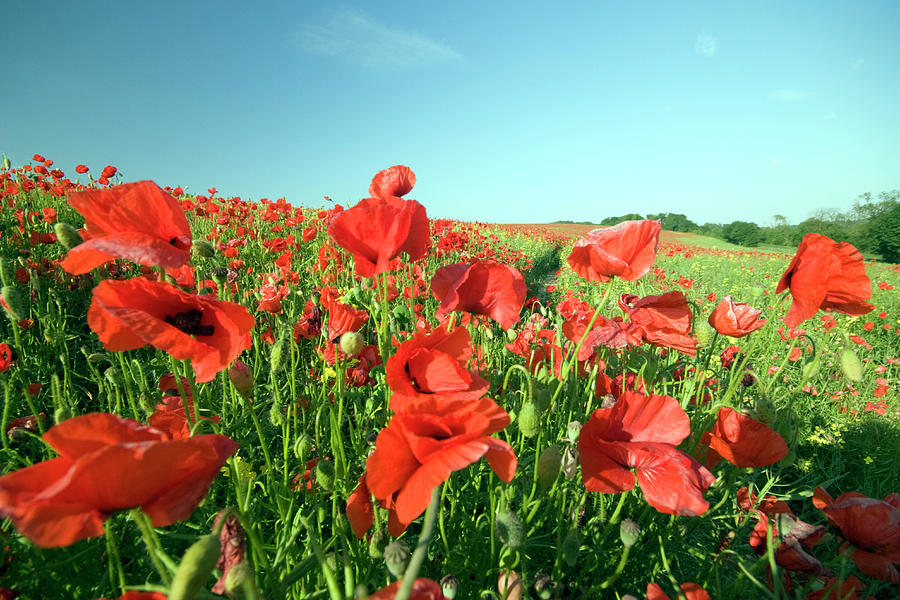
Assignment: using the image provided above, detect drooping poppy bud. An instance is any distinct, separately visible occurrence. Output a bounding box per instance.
[840,347,863,382]
[517,402,539,437]
[537,445,562,491]
[53,222,84,250]
[1,285,28,321]
[495,506,523,549]
[169,534,221,600]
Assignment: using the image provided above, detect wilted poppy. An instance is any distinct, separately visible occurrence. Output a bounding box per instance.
[579,392,714,516]
[386,325,490,412]
[620,291,697,356]
[646,582,709,600]
[813,487,900,582]
[328,165,429,278]
[0,413,236,547]
[567,220,661,283]
[61,181,193,274]
[87,277,254,382]
[708,296,766,337]
[431,261,526,331]
[366,398,516,532]
[701,408,788,469]
[777,234,875,328]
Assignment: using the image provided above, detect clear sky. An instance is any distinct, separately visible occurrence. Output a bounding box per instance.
[2,1,898,226]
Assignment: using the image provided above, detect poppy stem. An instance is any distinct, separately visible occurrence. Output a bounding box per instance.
[299,513,344,600]
[0,377,11,451]
[130,509,173,586]
[104,521,127,594]
[394,485,442,600]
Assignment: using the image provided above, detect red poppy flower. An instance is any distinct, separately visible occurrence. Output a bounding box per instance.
[777,234,875,328]
[646,582,709,600]
[366,398,516,532]
[619,291,697,356]
[708,296,766,337]
[579,392,714,516]
[369,578,447,600]
[567,220,661,282]
[87,278,254,383]
[101,165,117,179]
[100,592,167,600]
[804,576,868,600]
[431,261,526,331]
[323,298,368,343]
[328,165,429,278]
[701,408,788,469]
[0,344,12,372]
[75,164,89,174]
[813,487,900,582]
[61,181,193,274]
[386,325,489,413]
[0,413,237,547]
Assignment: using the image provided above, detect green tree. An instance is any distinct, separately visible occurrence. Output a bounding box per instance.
[599,213,644,226]
[873,202,900,263]
[722,221,762,246]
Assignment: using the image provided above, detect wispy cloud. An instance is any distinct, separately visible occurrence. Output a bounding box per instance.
[694,33,717,58]
[292,7,462,70]
[769,88,815,102]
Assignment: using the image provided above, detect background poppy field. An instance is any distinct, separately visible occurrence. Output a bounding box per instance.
[0,157,899,600]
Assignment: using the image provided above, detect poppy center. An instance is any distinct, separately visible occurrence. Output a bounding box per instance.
[165,309,214,336]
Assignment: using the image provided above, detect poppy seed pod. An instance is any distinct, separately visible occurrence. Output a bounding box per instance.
[619,519,641,548]
[384,540,409,578]
[53,222,84,250]
[169,534,221,600]
[440,574,459,599]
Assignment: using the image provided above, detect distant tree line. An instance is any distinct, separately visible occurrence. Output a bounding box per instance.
[596,190,900,262]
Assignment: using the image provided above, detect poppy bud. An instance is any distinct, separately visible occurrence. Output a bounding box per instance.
[368,529,387,559]
[191,239,216,259]
[561,529,580,567]
[104,367,124,388]
[0,258,14,286]
[224,561,251,595]
[1,155,9,170]
[211,267,229,285]
[268,400,284,427]
[619,519,640,548]
[138,392,155,415]
[495,506,522,549]
[293,433,313,459]
[840,347,863,382]
[169,533,221,600]
[801,355,821,380]
[384,540,409,578]
[752,396,777,427]
[228,359,253,397]
[315,458,335,492]
[498,570,522,600]
[694,320,716,348]
[440,574,459,600]
[339,331,364,357]
[53,406,71,424]
[269,335,288,376]
[1,285,27,321]
[517,402,539,437]
[87,352,108,364]
[537,445,562,491]
[561,446,579,479]
[53,222,84,250]
[505,329,518,342]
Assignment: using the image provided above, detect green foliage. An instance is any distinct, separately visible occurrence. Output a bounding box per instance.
[873,201,900,263]
[599,213,644,226]
[722,220,762,246]
[645,212,698,232]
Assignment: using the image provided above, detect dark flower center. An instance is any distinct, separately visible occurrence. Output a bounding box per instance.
[165,309,214,336]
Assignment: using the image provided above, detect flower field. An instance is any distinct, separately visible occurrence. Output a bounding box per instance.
[0,156,899,600]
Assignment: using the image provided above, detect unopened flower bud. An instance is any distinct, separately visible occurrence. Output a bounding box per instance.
[269,335,288,376]
[53,406,72,424]
[192,239,216,258]
[104,367,124,388]
[268,399,284,427]
[619,519,641,548]
[840,348,863,382]
[440,574,459,599]
[224,561,251,595]
[368,529,387,559]
[495,507,522,549]
[694,320,716,347]
[517,402,539,437]
[561,529,580,567]
[1,155,10,170]
[293,433,313,459]
[384,540,409,578]
[801,355,821,380]
[169,534,221,600]
[339,331,364,356]
[53,222,84,250]
[537,445,562,491]
[1,285,28,321]
[498,570,522,600]
[228,359,254,397]
[211,267,229,285]
[315,458,335,492]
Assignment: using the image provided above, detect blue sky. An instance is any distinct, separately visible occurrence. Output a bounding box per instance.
[2,1,898,226]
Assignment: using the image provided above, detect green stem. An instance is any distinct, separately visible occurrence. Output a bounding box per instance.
[395,486,442,600]
[130,509,173,585]
[299,514,344,600]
